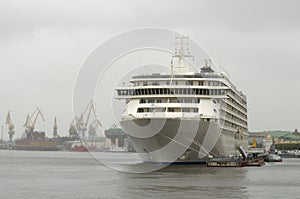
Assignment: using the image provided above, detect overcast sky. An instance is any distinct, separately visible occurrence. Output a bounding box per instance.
[1,0,300,139]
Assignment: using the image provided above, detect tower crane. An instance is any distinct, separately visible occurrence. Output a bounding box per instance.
[5,111,15,142]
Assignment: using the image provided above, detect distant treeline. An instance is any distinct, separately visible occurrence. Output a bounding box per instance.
[275,143,300,150]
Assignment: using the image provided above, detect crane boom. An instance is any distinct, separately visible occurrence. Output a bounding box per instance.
[31,108,45,128]
[23,114,32,128]
[23,107,46,133]
[85,103,96,128]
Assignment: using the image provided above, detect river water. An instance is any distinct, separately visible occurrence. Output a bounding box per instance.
[0,150,299,199]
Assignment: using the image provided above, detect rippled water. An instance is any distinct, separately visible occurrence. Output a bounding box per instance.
[0,150,300,199]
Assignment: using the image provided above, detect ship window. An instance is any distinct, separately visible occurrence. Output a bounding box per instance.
[170,98,178,103]
[148,99,154,103]
[140,99,145,104]
[182,108,189,112]
[167,107,180,112]
[156,99,162,103]
[171,89,175,95]
[192,89,197,95]
[155,108,166,112]
[186,99,192,103]
[213,109,217,113]
[178,89,181,95]
[168,108,174,112]
[186,81,192,86]
[204,89,208,95]
[182,108,199,112]
[174,89,178,94]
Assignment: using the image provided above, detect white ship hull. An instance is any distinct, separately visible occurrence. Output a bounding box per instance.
[121,118,247,164]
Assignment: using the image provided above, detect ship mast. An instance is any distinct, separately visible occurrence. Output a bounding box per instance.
[171,35,194,76]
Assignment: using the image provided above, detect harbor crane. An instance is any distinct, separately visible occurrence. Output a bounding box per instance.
[88,118,102,139]
[77,100,97,137]
[5,111,15,142]
[69,100,101,139]
[53,117,58,138]
[23,107,45,138]
[69,117,79,138]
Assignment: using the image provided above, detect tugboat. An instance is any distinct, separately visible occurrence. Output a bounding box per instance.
[265,154,282,162]
[265,138,282,162]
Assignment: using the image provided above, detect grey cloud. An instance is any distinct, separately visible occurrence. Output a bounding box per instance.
[0,0,299,137]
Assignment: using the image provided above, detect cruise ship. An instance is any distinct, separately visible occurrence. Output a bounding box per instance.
[115,36,248,164]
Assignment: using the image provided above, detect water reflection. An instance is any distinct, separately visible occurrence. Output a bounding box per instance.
[118,165,249,199]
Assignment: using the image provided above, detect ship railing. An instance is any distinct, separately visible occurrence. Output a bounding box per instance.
[121,113,203,120]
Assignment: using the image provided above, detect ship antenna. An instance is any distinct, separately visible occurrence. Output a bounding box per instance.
[208,59,212,67]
